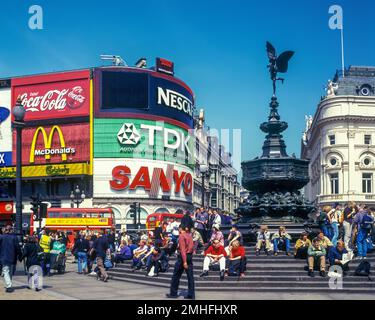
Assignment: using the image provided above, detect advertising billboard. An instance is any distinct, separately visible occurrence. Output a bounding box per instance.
[94,118,194,167]
[93,159,193,203]
[12,70,90,121]
[0,88,12,167]
[0,163,91,179]
[94,68,195,129]
[13,123,90,165]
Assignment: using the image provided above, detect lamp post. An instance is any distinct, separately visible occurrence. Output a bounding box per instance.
[12,98,26,240]
[70,185,85,208]
[200,164,209,208]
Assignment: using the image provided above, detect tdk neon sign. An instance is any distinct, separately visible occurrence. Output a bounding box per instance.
[157,87,193,117]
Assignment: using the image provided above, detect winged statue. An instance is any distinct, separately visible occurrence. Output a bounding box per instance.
[266,41,294,96]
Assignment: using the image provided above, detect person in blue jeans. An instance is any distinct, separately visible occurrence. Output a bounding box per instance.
[354,205,374,258]
[72,233,90,274]
[271,226,291,256]
[328,203,342,246]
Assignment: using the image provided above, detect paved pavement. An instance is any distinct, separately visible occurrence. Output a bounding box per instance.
[1,254,374,300]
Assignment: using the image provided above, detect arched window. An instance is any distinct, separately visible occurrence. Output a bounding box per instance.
[155,207,170,213]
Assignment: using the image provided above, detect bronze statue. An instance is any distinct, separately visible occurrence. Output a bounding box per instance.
[266,41,294,96]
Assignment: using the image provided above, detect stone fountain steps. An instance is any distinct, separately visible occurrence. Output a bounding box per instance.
[107,247,375,294]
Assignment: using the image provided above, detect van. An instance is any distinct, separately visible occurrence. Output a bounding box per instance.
[146,212,184,232]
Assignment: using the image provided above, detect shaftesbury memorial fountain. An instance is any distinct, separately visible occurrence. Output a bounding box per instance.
[236,42,315,237]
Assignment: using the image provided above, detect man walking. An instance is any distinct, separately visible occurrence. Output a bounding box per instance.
[0,225,22,293]
[93,231,109,282]
[166,225,195,299]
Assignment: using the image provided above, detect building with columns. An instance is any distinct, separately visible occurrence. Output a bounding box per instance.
[193,110,240,212]
[301,66,375,207]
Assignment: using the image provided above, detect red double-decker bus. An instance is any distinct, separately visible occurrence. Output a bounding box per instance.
[30,208,116,248]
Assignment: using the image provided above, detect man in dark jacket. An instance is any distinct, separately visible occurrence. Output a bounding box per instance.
[181,211,194,231]
[0,226,22,292]
[93,231,109,282]
[21,235,42,290]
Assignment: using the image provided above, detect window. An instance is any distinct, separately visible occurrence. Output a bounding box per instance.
[364,158,371,166]
[365,135,371,145]
[330,173,339,194]
[101,71,149,110]
[329,135,336,145]
[362,173,372,193]
[330,158,337,166]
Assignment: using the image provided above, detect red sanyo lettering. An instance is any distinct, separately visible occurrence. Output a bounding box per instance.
[109,166,130,190]
[109,165,192,195]
[129,166,151,190]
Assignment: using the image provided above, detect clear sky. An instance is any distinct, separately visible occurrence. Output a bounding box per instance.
[1,0,374,171]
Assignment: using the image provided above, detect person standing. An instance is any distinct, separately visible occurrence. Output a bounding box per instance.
[342,202,357,249]
[39,229,52,276]
[93,231,109,282]
[72,234,90,274]
[354,205,374,259]
[0,226,22,293]
[194,208,208,243]
[328,203,341,246]
[166,226,195,300]
[21,235,42,290]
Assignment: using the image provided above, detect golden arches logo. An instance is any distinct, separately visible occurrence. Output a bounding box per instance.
[30,126,67,163]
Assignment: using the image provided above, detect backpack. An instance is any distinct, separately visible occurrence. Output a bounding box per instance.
[360,214,374,232]
[355,260,371,279]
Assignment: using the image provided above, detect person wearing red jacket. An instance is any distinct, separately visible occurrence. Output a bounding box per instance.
[227,240,247,277]
[200,239,227,281]
[166,226,195,300]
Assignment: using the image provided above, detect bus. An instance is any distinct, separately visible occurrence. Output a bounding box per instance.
[29,208,116,249]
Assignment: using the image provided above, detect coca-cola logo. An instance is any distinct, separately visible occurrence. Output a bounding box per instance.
[20,86,86,113]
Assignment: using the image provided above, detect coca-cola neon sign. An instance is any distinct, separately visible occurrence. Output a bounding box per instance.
[20,86,86,112]
[13,74,90,121]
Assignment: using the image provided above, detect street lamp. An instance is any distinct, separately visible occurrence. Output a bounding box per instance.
[70,185,85,208]
[200,164,209,208]
[12,97,26,240]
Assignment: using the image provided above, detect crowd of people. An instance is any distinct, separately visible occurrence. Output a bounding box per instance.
[0,202,373,296]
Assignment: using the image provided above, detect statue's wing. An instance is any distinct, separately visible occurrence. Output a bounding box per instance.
[276,51,294,73]
[266,41,276,60]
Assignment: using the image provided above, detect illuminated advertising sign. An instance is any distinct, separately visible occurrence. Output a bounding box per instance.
[94,69,195,128]
[12,70,90,121]
[93,159,193,203]
[156,58,174,76]
[0,88,12,167]
[14,123,90,165]
[94,118,194,167]
[0,163,91,179]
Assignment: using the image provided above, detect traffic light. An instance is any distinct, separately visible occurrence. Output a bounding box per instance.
[30,196,39,221]
[39,203,48,219]
[129,202,138,226]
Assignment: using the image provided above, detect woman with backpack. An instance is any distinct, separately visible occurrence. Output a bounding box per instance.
[20,235,42,290]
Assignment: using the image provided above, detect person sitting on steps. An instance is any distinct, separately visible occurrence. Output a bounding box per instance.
[294,232,312,259]
[255,225,271,256]
[227,240,246,277]
[316,231,333,254]
[328,240,350,276]
[307,237,326,277]
[200,239,227,281]
[272,226,292,256]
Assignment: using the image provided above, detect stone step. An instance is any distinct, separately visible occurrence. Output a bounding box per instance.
[108,269,373,282]
[109,276,375,294]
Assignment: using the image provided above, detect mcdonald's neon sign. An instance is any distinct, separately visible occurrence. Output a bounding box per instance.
[30,126,76,163]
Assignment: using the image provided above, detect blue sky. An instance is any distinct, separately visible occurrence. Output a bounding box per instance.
[0,0,374,170]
